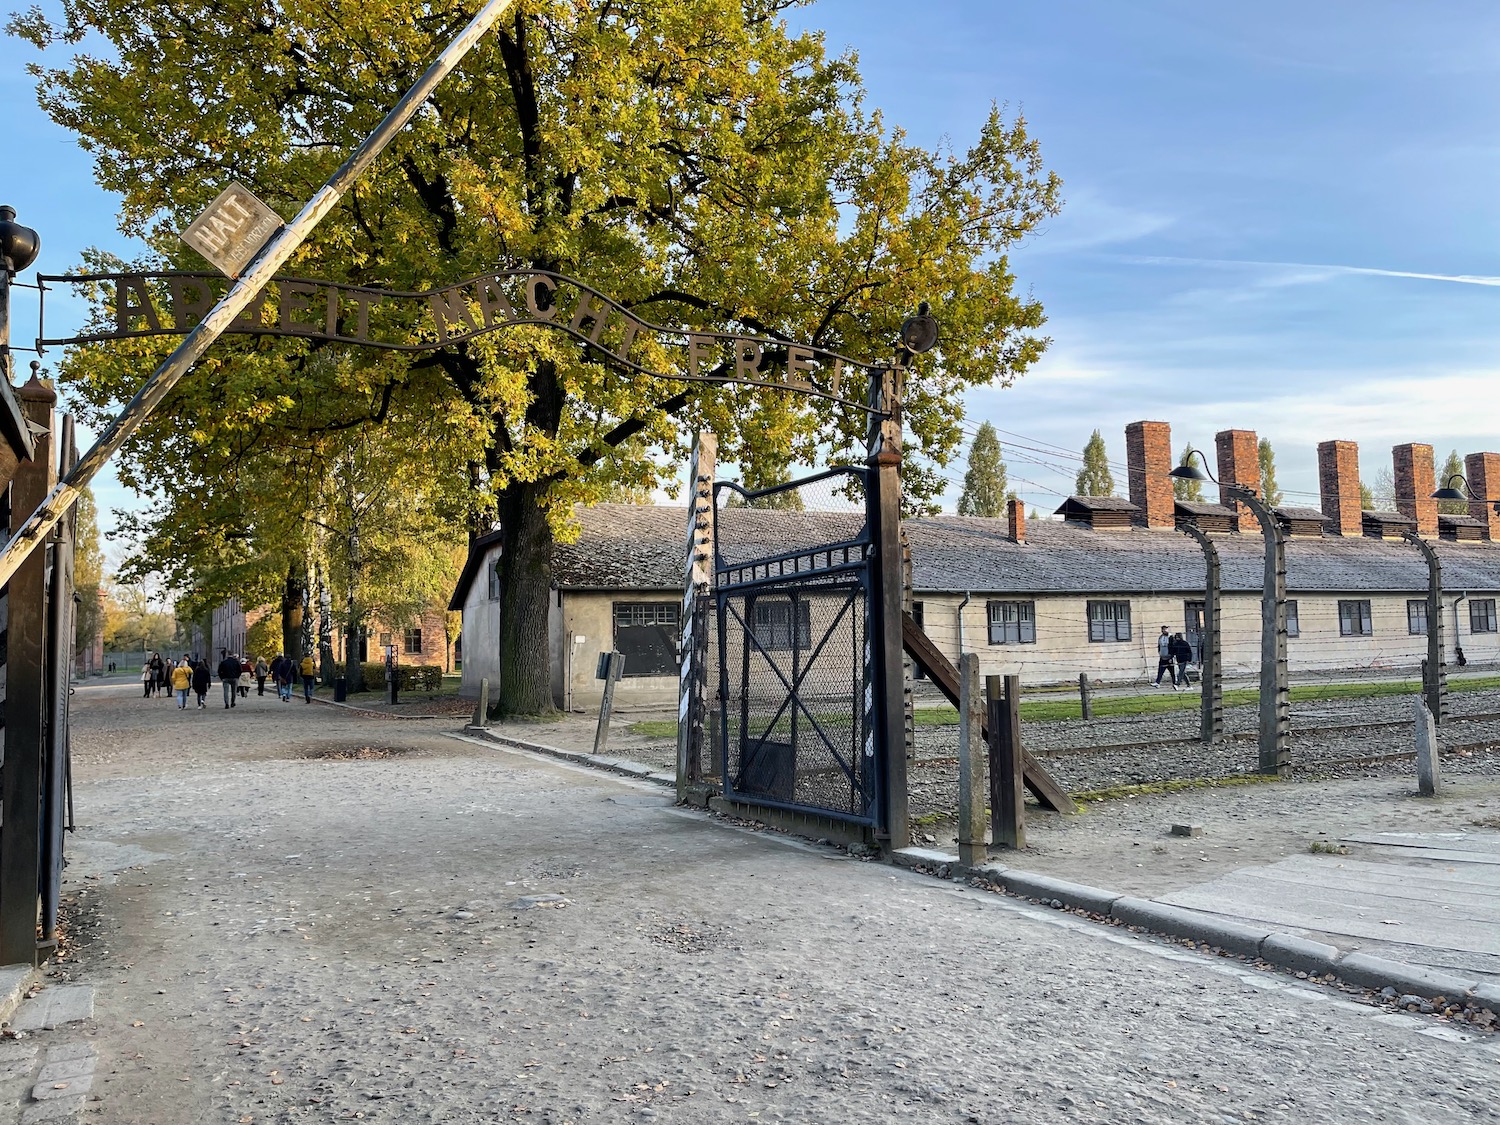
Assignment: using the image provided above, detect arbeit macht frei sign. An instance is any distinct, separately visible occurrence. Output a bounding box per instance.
[38,269,876,406]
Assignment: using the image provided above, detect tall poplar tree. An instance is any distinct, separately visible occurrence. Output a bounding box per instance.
[1172,445,1203,502]
[1258,438,1284,508]
[1074,430,1114,497]
[957,422,1010,517]
[1438,449,1468,515]
[14,0,1062,713]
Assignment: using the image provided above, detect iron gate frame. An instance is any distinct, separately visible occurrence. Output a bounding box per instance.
[711,466,885,831]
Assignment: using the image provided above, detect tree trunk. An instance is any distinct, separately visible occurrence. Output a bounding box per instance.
[281,566,305,662]
[495,479,557,716]
[343,520,366,694]
[317,561,335,685]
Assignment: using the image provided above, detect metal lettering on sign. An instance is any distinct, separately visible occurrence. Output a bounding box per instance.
[180,183,284,278]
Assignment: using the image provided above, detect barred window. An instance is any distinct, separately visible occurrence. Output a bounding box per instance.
[752,599,812,651]
[613,603,679,628]
[1407,600,1428,636]
[1338,600,1373,637]
[987,601,1036,645]
[1086,600,1132,643]
[1471,599,1498,633]
[612,602,681,677]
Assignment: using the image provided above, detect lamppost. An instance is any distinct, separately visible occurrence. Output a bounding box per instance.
[0,206,41,475]
[1171,450,1290,776]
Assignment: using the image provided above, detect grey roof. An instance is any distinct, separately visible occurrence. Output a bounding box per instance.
[1363,510,1415,527]
[1054,495,1139,514]
[454,504,1500,602]
[1274,506,1328,522]
[1174,501,1235,519]
[1441,514,1486,528]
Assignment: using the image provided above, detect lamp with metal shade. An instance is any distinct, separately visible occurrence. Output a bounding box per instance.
[1432,473,1500,515]
[1169,447,1216,484]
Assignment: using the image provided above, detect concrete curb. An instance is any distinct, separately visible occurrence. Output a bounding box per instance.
[892,847,1499,1008]
[0,966,38,1026]
[462,727,674,788]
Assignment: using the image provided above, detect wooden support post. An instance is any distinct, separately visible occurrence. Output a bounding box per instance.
[0,373,55,966]
[593,652,622,757]
[868,365,908,850]
[987,674,1025,850]
[1078,672,1092,720]
[956,654,987,867]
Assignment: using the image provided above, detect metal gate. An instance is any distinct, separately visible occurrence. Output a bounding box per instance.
[711,468,882,829]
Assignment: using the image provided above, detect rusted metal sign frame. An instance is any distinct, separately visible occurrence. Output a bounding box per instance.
[36,268,882,413]
[0,0,522,592]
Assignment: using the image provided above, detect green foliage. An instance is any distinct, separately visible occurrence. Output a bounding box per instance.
[1359,480,1375,510]
[1074,429,1114,497]
[355,662,444,694]
[14,0,1062,710]
[957,422,1009,516]
[1257,438,1283,507]
[1439,449,1468,514]
[1173,445,1203,502]
[72,486,105,658]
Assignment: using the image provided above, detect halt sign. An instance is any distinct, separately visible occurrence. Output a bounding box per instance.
[180,182,283,278]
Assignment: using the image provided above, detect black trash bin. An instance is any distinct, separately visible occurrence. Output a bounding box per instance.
[333,676,347,702]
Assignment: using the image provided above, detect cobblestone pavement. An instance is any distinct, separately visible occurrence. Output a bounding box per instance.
[15,678,1499,1123]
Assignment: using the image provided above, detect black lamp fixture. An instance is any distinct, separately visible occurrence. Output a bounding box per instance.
[1169,446,1215,483]
[1432,473,1500,515]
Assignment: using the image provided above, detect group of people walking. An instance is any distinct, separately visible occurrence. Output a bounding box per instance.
[1154,626,1197,690]
[142,651,319,709]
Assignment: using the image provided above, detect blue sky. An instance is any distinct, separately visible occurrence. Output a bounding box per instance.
[5,0,1500,538]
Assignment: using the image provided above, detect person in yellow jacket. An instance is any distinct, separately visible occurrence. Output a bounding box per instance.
[170,658,193,709]
[300,654,317,703]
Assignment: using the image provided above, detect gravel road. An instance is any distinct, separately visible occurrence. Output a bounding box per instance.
[28,678,1500,1124]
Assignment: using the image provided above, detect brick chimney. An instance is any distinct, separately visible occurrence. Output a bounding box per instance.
[1007,497,1026,544]
[1392,443,1437,538]
[1125,420,1174,529]
[1464,452,1500,540]
[1214,429,1259,530]
[1318,440,1362,537]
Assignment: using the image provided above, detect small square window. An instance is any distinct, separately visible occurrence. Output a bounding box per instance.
[1471,598,1498,634]
[987,601,1036,645]
[1086,600,1131,643]
[1407,600,1428,636]
[1338,600,1373,637]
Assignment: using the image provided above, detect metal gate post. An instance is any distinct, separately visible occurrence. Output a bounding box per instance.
[0,372,56,966]
[867,365,909,850]
[40,416,76,948]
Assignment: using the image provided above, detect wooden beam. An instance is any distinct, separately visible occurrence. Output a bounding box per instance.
[902,610,1077,815]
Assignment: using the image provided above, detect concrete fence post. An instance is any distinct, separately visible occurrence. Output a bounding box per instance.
[1414,698,1440,797]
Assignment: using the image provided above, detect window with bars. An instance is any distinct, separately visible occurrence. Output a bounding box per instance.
[1086,600,1132,643]
[403,627,423,656]
[751,599,812,651]
[1471,598,1498,633]
[1338,600,1373,636]
[612,602,681,677]
[1407,600,1428,636]
[1285,600,1300,638]
[987,600,1036,645]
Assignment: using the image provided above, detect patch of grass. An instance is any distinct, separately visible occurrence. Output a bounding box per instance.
[629,720,680,739]
[1070,773,1280,805]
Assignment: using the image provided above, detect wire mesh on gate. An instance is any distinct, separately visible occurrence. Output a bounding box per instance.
[711,468,879,825]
